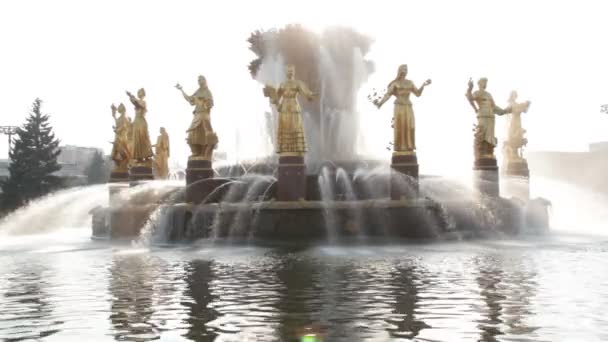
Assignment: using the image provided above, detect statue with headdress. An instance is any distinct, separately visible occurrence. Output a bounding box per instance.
[126,87,153,164]
[503,90,531,164]
[153,127,170,179]
[110,103,131,174]
[263,64,315,155]
[176,75,217,160]
[374,64,431,155]
[465,77,511,160]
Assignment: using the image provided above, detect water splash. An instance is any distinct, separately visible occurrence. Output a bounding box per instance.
[0,184,108,236]
[531,176,608,235]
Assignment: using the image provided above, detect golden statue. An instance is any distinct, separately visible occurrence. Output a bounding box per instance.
[126,116,134,166]
[110,103,131,173]
[176,75,218,160]
[126,88,153,164]
[466,78,510,159]
[153,127,170,179]
[374,64,431,155]
[263,64,315,156]
[503,91,531,163]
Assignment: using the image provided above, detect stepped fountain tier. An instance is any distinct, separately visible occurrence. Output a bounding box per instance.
[91,159,551,242]
[92,25,551,242]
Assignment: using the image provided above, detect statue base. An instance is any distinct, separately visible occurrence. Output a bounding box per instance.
[474,157,499,197]
[278,155,306,201]
[502,159,530,200]
[110,170,129,183]
[390,153,419,200]
[129,162,154,185]
[186,158,216,203]
[504,159,530,178]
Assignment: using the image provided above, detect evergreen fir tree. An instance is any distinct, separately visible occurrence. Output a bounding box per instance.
[85,150,108,184]
[1,98,61,209]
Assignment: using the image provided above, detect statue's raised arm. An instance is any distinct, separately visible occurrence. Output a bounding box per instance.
[374,81,395,109]
[465,78,478,113]
[412,79,432,97]
[182,75,217,160]
[375,64,428,154]
[126,90,146,110]
[175,83,194,105]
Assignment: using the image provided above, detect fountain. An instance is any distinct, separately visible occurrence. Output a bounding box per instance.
[90,25,550,243]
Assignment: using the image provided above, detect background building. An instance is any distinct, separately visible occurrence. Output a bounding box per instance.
[528,141,608,194]
[0,145,107,191]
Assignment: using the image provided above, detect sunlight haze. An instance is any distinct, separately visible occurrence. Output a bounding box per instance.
[1,0,607,173]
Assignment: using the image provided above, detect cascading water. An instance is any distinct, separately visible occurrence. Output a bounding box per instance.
[228,175,276,237]
[336,167,364,238]
[134,181,187,244]
[0,184,108,236]
[250,54,286,160]
[203,175,277,240]
[318,166,338,242]
[307,45,372,162]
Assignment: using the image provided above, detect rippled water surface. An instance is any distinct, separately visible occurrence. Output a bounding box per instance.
[1,230,607,341]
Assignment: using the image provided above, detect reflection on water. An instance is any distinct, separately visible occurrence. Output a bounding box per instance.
[1,236,608,341]
[0,261,63,341]
[109,255,159,340]
[475,255,538,341]
[183,260,218,341]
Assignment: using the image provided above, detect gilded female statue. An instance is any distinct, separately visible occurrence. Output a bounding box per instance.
[153,127,170,179]
[126,88,153,163]
[110,103,131,172]
[503,91,531,162]
[263,64,315,155]
[176,75,217,160]
[374,64,431,154]
[465,78,510,159]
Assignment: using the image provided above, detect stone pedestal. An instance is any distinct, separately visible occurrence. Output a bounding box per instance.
[129,162,154,185]
[186,158,215,203]
[109,204,157,239]
[503,159,530,200]
[474,157,499,197]
[390,153,419,200]
[110,170,129,183]
[277,155,306,201]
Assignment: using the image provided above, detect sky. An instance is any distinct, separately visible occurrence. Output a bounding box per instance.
[1,0,607,172]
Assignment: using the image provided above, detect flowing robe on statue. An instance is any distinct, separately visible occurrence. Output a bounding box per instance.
[187,87,216,150]
[130,97,153,161]
[154,133,170,179]
[390,80,417,152]
[473,90,502,148]
[111,114,131,168]
[506,101,529,147]
[274,80,312,154]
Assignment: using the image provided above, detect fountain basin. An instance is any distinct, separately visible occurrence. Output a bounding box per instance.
[91,197,550,242]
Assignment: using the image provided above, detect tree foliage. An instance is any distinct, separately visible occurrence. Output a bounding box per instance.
[1,99,61,209]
